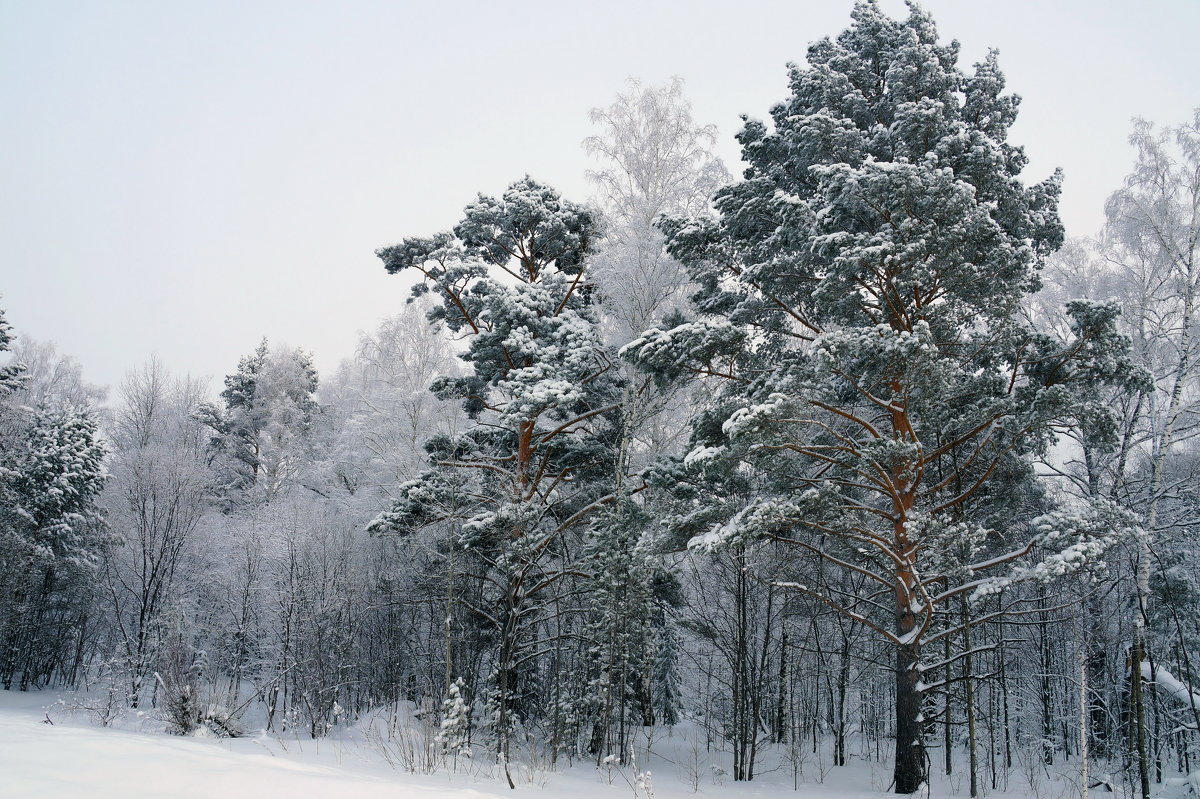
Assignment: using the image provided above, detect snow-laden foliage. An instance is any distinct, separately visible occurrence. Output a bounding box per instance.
[0,401,108,691]
[3,405,108,568]
[436,677,473,757]
[967,499,1142,601]
[622,2,1146,792]
[372,177,624,782]
[3,15,1200,799]
[0,307,25,396]
[0,303,113,692]
[195,340,319,505]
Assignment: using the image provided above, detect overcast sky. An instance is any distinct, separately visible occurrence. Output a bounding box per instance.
[2,0,1197,395]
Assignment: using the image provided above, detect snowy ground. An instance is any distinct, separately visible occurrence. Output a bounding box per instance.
[0,690,1125,799]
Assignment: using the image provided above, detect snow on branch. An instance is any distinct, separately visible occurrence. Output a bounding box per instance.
[968,498,1141,602]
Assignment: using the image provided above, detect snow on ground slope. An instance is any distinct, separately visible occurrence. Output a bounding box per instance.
[0,691,1093,799]
[1,699,476,798]
[1,691,509,799]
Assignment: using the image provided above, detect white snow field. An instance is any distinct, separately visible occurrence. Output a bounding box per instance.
[0,690,1114,799]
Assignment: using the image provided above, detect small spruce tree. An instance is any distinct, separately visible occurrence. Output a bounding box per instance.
[437,677,474,761]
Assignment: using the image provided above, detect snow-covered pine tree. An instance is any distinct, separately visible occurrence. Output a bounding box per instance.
[0,306,25,396]
[0,403,107,690]
[16,403,108,566]
[196,340,319,505]
[624,2,1145,792]
[369,177,625,787]
[0,304,27,579]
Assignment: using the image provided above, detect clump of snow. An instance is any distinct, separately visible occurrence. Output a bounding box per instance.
[682,445,722,467]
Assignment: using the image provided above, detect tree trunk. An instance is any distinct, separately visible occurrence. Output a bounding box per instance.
[890,389,925,794]
[944,634,953,776]
[775,627,788,743]
[963,601,978,798]
[1130,636,1150,798]
[495,575,522,790]
[894,639,925,794]
[1080,619,1090,799]
[836,635,850,767]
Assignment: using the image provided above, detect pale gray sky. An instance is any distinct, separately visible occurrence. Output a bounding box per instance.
[2,0,1197,394]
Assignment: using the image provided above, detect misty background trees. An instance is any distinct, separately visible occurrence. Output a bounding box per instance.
[1,4,1198,797]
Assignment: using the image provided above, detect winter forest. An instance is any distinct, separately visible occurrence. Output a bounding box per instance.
[2,2,1199,798]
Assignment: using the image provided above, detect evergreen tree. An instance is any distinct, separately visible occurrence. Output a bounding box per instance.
[573,500,661,760]
[0,404,108,689]
[437,677,474,760]
[197,340,319,505]
[624,2,1143,791]
[369,177,625,786]
[0,306,25,396]
[6,406,108,568]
